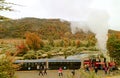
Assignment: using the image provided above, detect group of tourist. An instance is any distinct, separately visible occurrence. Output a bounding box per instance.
[37,64,76,77]
[37,64,47,76]
[83,57,116,75]
[37,61,115,77]
[58,67,75,77]
[84,63,114,74]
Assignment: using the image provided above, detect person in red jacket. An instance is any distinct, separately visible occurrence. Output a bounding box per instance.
[58,67,63,76]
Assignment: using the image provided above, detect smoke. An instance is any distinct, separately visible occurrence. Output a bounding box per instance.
[71,10,109,53]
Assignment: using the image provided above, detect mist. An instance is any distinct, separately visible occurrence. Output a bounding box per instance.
[70,21,90,34]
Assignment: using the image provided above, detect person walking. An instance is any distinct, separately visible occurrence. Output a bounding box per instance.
[39,64,44,76]
[58,67,63,76]
[104,66,108,74]
[37,64,39,70]
[94,66,98,74]
[85,64,90,72]
[71,69,75,76]
[44,66,47,75]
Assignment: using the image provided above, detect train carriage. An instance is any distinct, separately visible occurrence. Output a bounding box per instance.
[14,59,81,70]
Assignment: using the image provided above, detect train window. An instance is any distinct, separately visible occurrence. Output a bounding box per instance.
[28,63,31,67]
[31,63,34,67]
[24,63,27,67]
[59,62,62,64]
[56,63,59,67]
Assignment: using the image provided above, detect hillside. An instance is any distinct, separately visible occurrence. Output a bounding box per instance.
[0,15,11,21]
[0,17,93,40]
[0,18,70,39]
[0,17,119,39]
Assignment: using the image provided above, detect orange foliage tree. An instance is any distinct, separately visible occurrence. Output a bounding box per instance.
[25,32,44,51]
[76,40,81,47]
[16,41,28,56]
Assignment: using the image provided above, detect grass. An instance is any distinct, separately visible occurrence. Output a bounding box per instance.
[78,69,102,78]
[65,69,102,78]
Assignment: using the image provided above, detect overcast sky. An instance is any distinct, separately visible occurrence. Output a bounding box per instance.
[1,0,120,30]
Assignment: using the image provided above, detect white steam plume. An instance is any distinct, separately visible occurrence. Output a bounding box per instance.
[70,10,109,53]
[87,10,109,52]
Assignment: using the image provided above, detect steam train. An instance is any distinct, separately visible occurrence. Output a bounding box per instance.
[14,58,117,71]
[14,59,81,70]
[83,59,117,70]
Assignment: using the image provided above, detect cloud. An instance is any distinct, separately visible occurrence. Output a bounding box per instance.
[1,0,120,30]
[38,0,93,21]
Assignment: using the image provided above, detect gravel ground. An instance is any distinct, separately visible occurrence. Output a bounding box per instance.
[15,70,120,78]
[15,70,80,78]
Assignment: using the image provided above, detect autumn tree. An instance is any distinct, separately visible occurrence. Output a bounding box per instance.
[86,35,96,47]
[60,40,64,47]
[25,32,44,51]
[48,37,54,47]
[64,32,71,39]
[63,38,70,47]
[76,40,81,48]
[0,57,18,78]
[0,50,20,78]
[16,41,28,56]
[0,1,19,78]
[71,40,76,46]
[107,34,120,65]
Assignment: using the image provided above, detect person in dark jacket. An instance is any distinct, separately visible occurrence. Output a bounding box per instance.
[39,64,44,76]
[94,66,98,74]
[71,69,75,76]
[44,66,47,75]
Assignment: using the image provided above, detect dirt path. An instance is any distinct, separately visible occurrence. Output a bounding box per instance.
[15,70,80,78]
[15,70,119,78]
[15,70,97,78]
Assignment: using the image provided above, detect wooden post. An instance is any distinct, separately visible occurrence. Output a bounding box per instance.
[46,59,49,69]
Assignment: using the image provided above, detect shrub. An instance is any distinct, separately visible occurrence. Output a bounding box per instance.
[23,53,37,59]
[16,42,28,56]
[0,57,18,78]
[79,70,101,78]
[76,40,81,48]
[47,52,52,58]
[23,50,37,59]
[42,45,51,52]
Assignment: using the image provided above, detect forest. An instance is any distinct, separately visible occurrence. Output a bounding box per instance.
[0,17,94,39]
[0,17,120,60]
